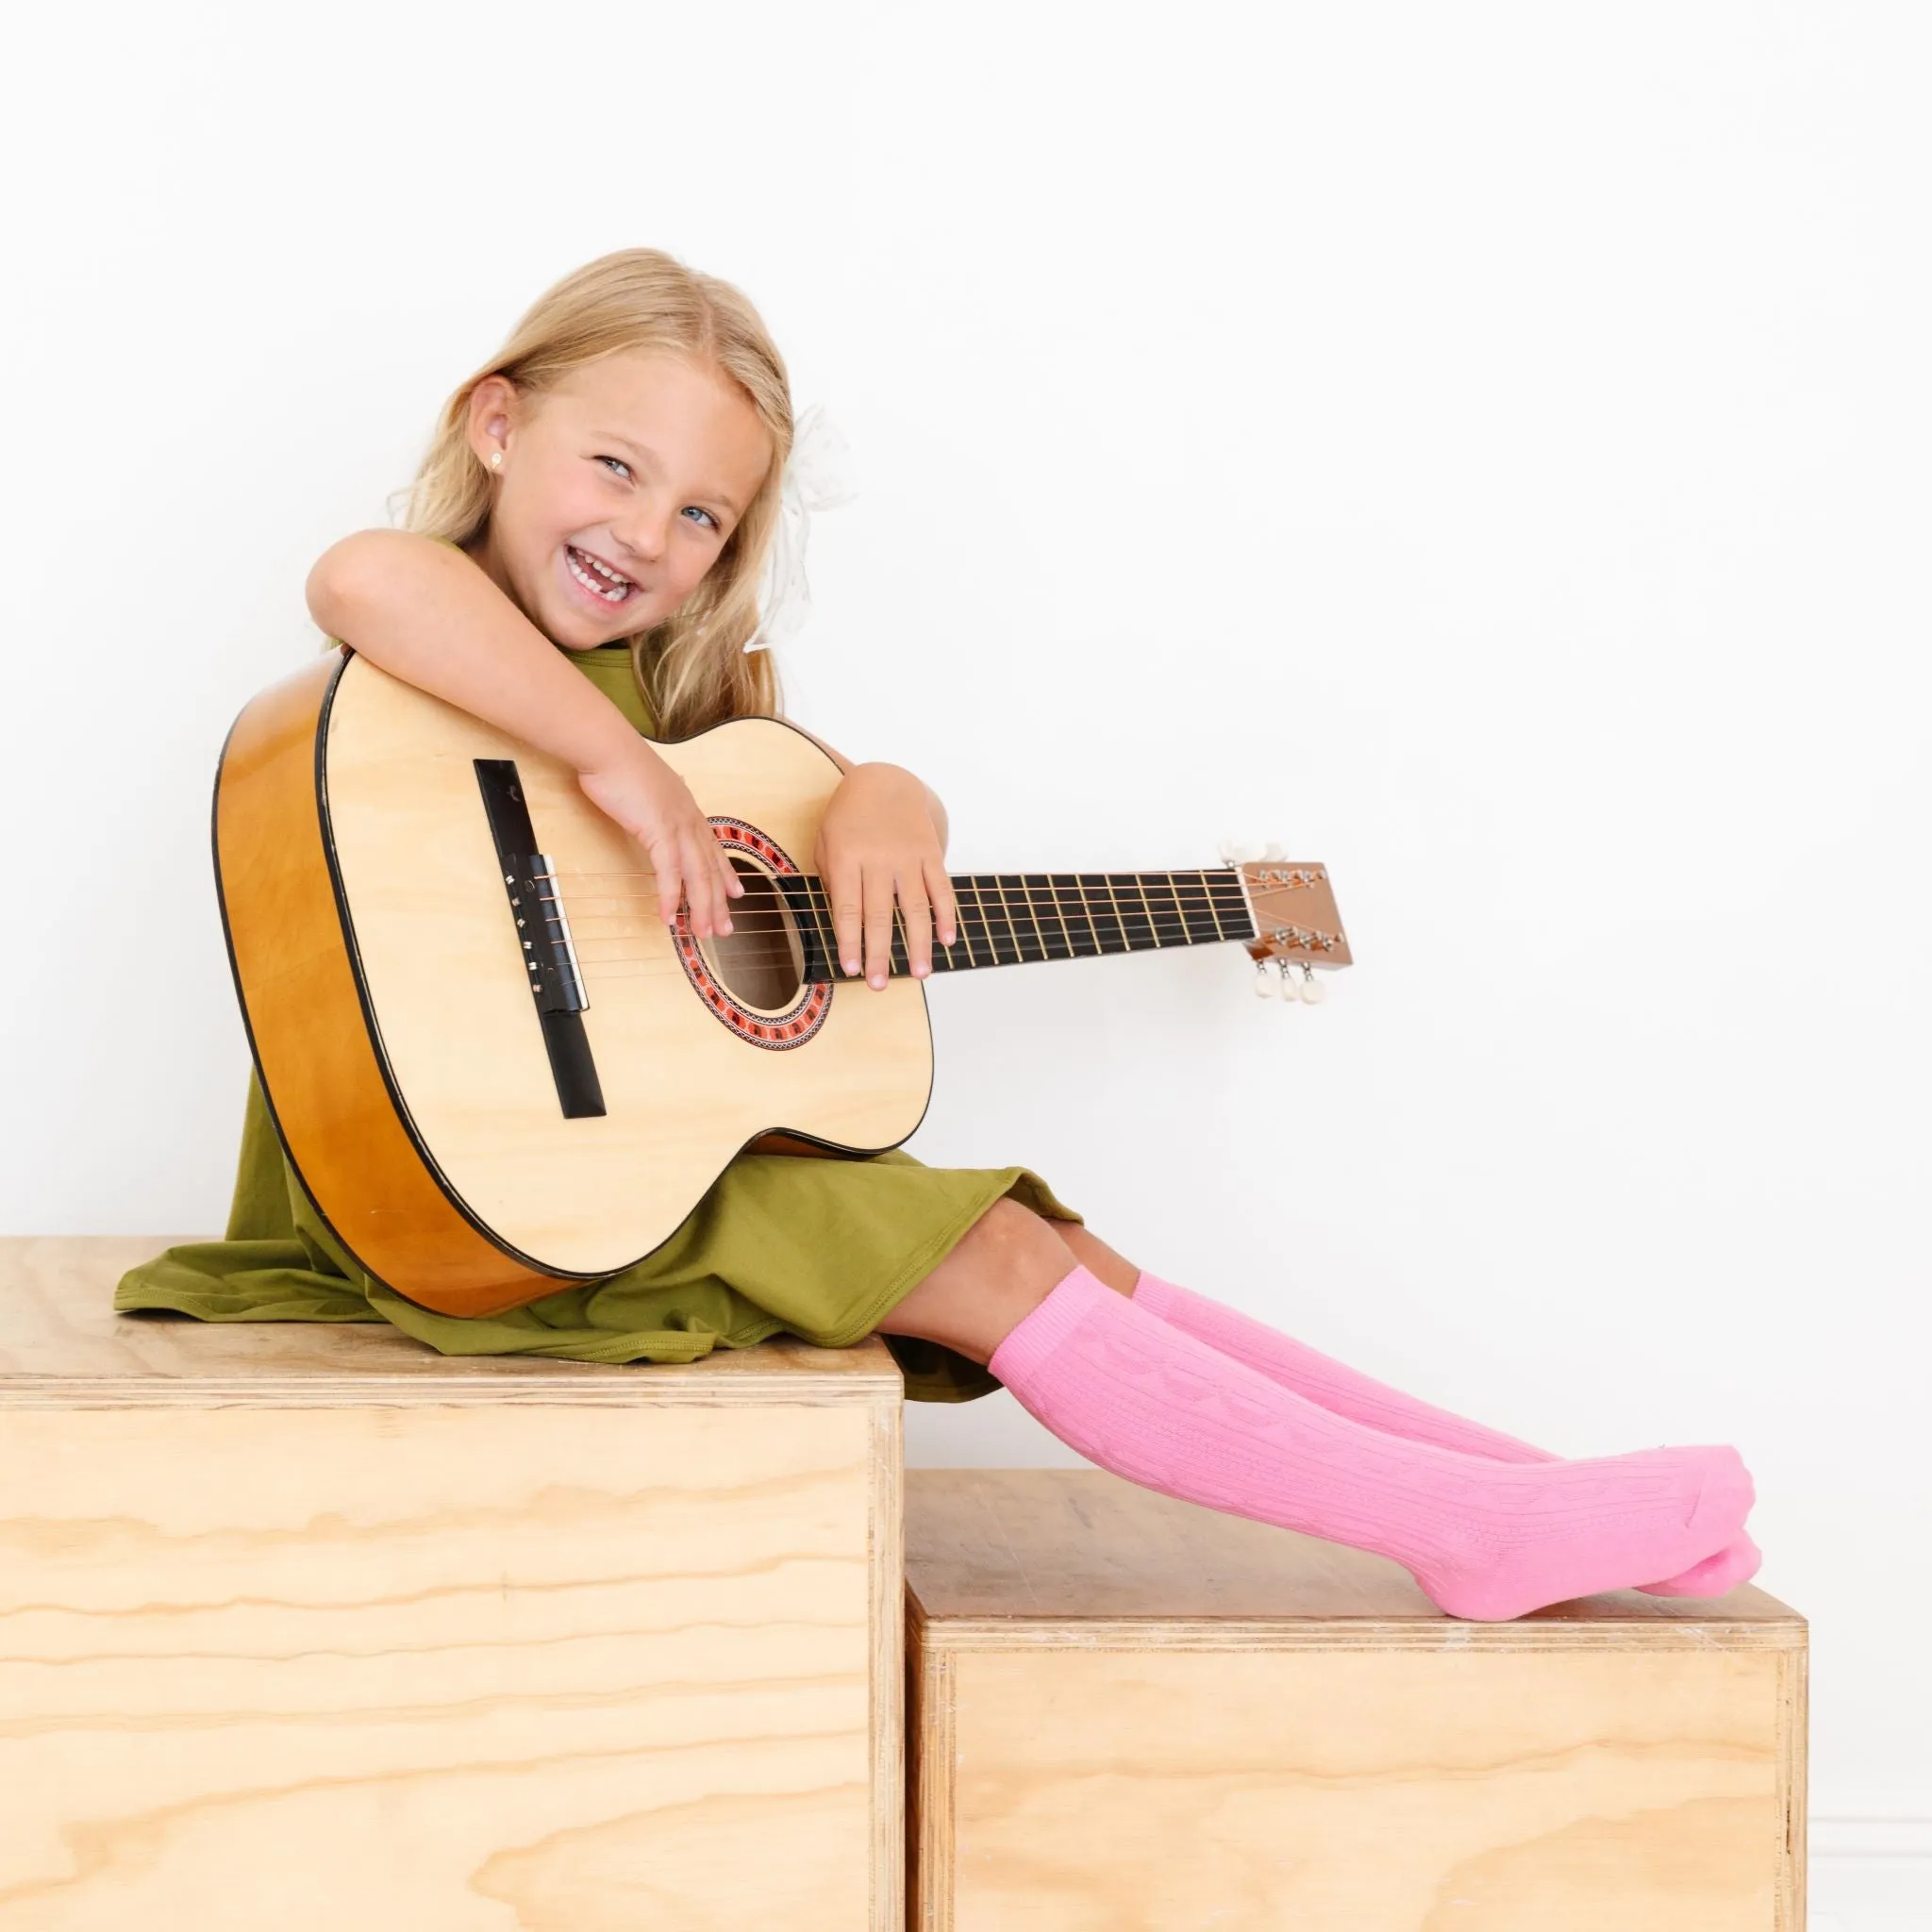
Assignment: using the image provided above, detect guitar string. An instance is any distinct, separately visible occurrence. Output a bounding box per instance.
[558,895,1256,962]
[558,870,1275,902]
[552,881,1263,937]
[557,866,1279,887]
[568,930,1318,982]
[548,884,1267,942]
[552,879,1268,908]
[554,911,1262,975]
[552,883,1266,925]
[513,870,1291,980]
[565,920,1275,975]
[537,877,1277,976]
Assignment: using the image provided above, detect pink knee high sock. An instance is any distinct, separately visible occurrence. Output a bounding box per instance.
[1130,1270,1759,1598]
[987,1265,1754,1623]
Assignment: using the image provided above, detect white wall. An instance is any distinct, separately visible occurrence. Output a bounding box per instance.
[3,2,1926,1917]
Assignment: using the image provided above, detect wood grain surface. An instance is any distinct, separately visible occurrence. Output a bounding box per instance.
[906,1465,1802,1637]
[0,1240,907,1930]
[0,1238,903,1407]
[907,1469,1805,1932]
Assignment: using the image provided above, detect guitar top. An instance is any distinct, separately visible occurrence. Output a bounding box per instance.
[216,652,1349,1315]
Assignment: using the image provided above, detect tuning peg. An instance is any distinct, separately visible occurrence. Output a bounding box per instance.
[1220,838,1263,866]
[1252,960,1278,999]
[1261,841,1287,862]
[1297,963,1326,1005]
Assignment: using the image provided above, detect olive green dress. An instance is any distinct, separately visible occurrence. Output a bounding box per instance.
[114,636,1081,1403]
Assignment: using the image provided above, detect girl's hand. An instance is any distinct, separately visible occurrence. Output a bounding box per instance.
[816,763,958,989]
[577,740,743,938]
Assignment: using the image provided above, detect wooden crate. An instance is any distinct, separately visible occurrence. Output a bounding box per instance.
[0,1238,906,1931]
[908,1467,1805,1932]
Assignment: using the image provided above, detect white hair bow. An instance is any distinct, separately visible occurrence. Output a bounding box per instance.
[748,403,858,652]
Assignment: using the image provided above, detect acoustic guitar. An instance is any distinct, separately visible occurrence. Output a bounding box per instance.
[215,651,1352,1317]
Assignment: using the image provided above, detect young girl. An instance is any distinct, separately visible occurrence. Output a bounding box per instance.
[119,248,1758,1623]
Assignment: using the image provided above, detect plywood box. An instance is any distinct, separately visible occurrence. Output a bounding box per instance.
[908,1467,1805,1932]
[0,1238,906,1931]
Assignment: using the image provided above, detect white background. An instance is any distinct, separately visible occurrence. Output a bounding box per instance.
[2,3,1926,1920]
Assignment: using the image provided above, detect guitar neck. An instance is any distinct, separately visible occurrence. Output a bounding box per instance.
[782,869,1257,977]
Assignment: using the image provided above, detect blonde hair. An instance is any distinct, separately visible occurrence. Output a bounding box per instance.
[392,248,791,738]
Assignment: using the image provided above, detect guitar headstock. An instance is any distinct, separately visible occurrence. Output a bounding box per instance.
[1220,841,1352,1003]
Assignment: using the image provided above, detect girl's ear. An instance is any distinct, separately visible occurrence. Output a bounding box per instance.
[464,374,521,473]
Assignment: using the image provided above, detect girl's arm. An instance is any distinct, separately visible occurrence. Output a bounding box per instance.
[783,716,958,989]
[784,720,952,848]
[305,529,742,939]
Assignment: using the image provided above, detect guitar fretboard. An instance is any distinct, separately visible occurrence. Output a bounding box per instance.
[782,869,1257,977]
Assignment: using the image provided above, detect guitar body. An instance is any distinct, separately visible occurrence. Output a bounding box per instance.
[217,651,934,1318]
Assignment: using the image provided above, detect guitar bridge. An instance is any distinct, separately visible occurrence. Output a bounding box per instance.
[474,759,606,1120]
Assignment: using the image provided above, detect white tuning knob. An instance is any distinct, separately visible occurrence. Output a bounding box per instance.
[1253,961,1278,999]
[1298,964,1326,1005]
[1220,838,1263,866]
[1261,841,1286,862]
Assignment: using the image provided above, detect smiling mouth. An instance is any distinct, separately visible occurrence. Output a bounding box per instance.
[565,544,639,605]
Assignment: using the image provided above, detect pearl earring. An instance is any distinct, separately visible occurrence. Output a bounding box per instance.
[490,452,503,469]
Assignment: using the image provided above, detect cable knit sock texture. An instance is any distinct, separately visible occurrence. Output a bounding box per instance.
[1130,1270,1759,1599]
[987,1265,1754,1623]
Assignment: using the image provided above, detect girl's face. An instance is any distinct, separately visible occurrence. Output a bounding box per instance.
[464,349,774,650]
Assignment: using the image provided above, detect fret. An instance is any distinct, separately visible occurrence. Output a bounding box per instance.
[901,906,964,975]
[1141,873,1171,944]
[1176,869,1224,944]
[1051,873,1103,958]
[1079,874,1125,955]
[1008,875,1045,959]
[994,874,1050,963]
[1115,874,1157,951]
[1208,866,1257,941]
[948,875,991,964]
[1195,867,1227,942]
[1139,873,1189,947]
[786,879,838,982]
[972,874,1024,965]
[1021,874,1075,961]
[943,877,982,969]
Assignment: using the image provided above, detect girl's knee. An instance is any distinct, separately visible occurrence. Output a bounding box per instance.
[956,1196,1070,1276]
[875,1197,1076,1362]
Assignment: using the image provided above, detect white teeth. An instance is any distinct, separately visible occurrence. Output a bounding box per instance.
[568,547,631,601]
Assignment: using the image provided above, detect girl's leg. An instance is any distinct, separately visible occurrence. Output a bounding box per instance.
[1092,1250,1758,1597]
[876,1204,1755,1622]
[874,1198,1113,1362]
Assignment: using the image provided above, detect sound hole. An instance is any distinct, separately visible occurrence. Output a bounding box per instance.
[698,857,804,1011]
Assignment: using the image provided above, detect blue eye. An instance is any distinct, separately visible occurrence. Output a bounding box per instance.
[682,506,720,531]
[595,455,632,480]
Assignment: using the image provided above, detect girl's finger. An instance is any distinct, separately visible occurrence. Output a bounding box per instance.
[898,874,934,979]
[643,831,684,932]
[825,856,864,979]
[680,823,725,937]
[924,858,959,951]
[716,834,744,907]
[863,864,898,989]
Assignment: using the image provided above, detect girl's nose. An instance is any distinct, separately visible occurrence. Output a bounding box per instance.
[616,501,672,564]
